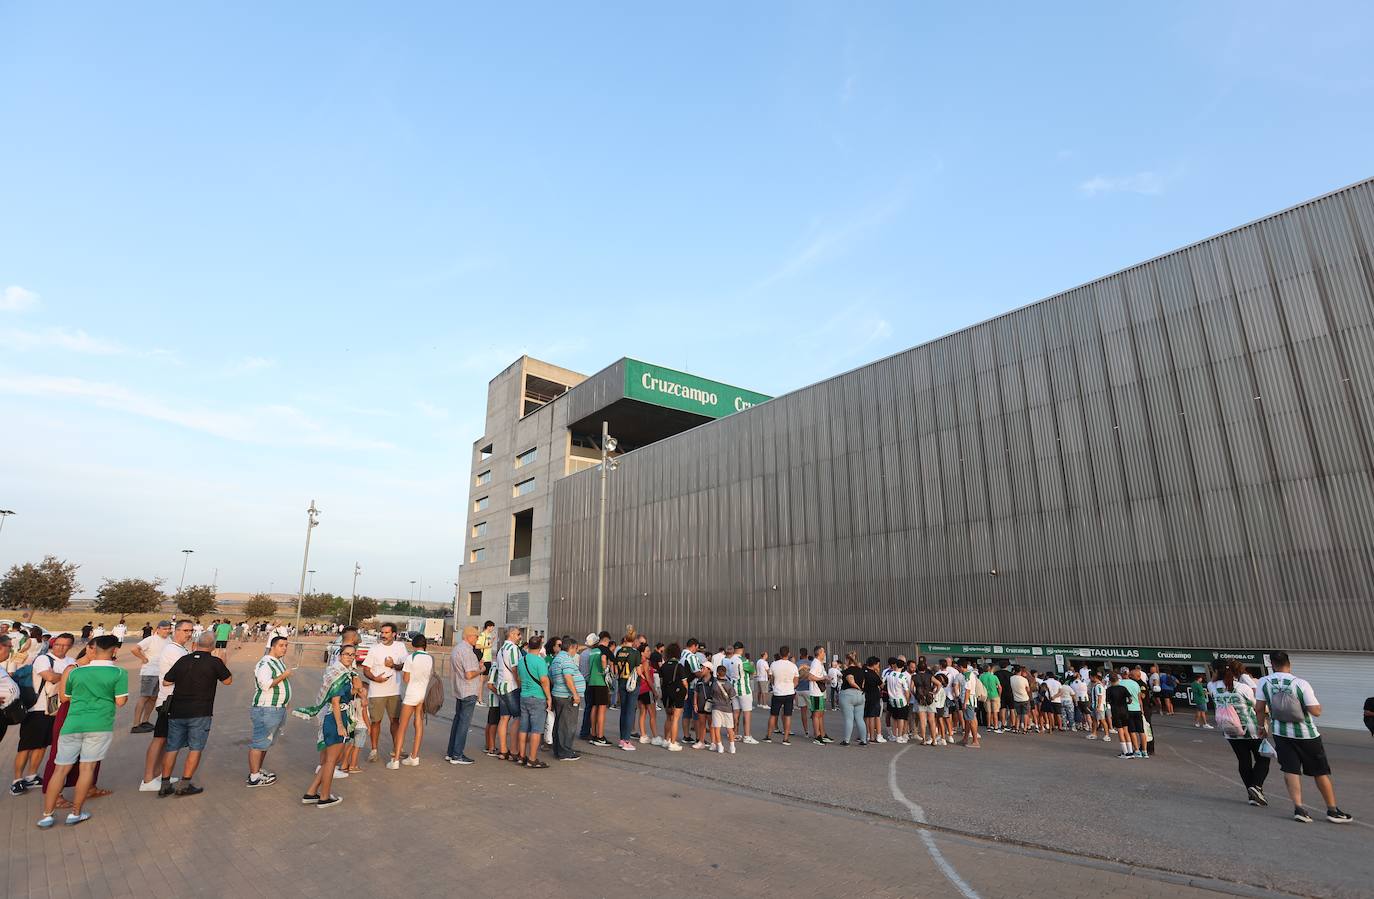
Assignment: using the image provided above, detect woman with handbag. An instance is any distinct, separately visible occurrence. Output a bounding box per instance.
[1212,662,1270,807]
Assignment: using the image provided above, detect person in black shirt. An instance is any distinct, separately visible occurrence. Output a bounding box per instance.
[1364,697,1374,737]
[838,655,867,745]
[159,632,232,796]
[862,657,884,744]
[658,642,689,750]
[1105,673,1133,759]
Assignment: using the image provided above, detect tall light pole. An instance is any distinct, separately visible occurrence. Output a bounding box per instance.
[0,510,15,537]
[348,562,362,626]
[307,569,317,593]
[177,549,195,593]
[409,580,416,603]
[292,500,321,639]
[595,421,618,634]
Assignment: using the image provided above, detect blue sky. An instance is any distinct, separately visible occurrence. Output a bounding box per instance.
[2,2,1371,602]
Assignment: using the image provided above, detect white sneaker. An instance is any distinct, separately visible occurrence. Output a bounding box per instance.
[401,757,419,767]
[716,743,725,753]
[742,735,759,745]
[896,735,909,744]
[368,750,378,762]
[1202,724,1214,730]
[728,742,736,754]
[333,767,350,778]
[667,742,683,751]
[639,735,650,744]
[650,736,664,746]
[692,741,706,750]
[1086,734,1097,740]
[386,759,400,770]
[138,779,162,792]
[876,734,887,743]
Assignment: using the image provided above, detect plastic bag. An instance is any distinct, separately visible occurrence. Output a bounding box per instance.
[1258,738,1277,758]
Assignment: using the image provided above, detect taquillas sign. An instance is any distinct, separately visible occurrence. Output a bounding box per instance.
[917,643,1266,665]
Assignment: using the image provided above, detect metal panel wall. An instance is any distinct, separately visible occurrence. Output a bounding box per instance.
[549,180,1374,654]
[561,358,627,426]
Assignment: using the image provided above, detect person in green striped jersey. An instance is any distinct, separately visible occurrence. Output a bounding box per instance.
[247,635,294,787]
[1255,652,1353,824]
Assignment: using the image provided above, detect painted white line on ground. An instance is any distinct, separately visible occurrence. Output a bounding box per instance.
[888,746,981,899]
[1165,743,1374,831]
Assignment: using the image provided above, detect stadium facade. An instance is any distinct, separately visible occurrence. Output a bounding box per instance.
[463,179,1374,728]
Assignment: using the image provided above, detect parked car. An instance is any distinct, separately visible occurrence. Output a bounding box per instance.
[322,635,376,665]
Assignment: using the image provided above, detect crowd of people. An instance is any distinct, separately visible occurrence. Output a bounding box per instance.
[0,617,1356,827]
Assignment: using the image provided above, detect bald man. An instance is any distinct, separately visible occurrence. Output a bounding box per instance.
[445,626,484,765]
[159,631,233,796]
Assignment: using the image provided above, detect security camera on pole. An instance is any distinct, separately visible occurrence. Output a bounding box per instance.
[292,500,321,647]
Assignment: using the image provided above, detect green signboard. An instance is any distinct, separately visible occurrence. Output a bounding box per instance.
[623,358,771,419]
[917,643,1266,665]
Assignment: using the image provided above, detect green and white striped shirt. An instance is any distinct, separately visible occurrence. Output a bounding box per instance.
[252,656,292,708]
[1257,673,1320,739]
[1212,682,1260,739]
[495,640,521,695]
[884,669,910,708]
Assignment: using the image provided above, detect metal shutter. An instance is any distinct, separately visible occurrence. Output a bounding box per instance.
[1287,653,1373,732]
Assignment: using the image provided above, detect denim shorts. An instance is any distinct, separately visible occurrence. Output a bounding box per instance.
[518,695,547,734]
[165,716,213,752]
[963,703,977,723]
[55,730,113,765]
[249,706,287,750]
[498,689,521,718]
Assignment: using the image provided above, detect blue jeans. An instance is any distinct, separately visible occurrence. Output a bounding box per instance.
[840,689,865,743]
[579,700,592,739]
[617,681,635,741]
[446,696,477,760]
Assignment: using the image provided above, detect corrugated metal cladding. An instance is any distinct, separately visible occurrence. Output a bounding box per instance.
[562,358,627,425]
[549,180,1374,655]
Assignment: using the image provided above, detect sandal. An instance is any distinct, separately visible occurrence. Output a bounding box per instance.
[495,752,509,761]
[526,760,549,769]
[54,797,74,810]
[86,788,113,800]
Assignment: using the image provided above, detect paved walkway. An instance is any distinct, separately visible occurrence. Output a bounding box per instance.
[1,641,1366,898]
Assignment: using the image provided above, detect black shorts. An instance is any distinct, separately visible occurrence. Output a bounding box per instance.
[487,705,500,725]
[1110,708,1129,730]
[214,640,228,649]
[154,703,171,739]
[1274,735,1331,777]
[17,711,53,751]
[769,694,794,717]
[864,698,882,718]
[1127,711,1146,734]
[663,690,685,710]
[637,692,652,706]
[587,685,610,708]
[889,705,910,721]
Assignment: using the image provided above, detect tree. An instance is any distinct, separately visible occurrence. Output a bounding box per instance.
[175,584,217,619]
[299,592,334,620]
[93,577,165,615]
[346,596,379,624]
[241,593,277,619]
[0,555,80,618]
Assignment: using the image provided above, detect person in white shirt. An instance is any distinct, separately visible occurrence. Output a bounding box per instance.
[364,623,410,763]
[129,620,172,733]
[764,646,799,745]
[112,620,128,642]
[941,659,965,738]
[13,633,75,795]
[827,659,842,710]
[754,652,770,706]
[92,624,106,638]
[139,620,195,791]
[0,636,20,743]
[390,634,432,769]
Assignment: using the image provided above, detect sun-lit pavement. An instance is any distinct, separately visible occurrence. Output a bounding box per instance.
[2,640,1368,899]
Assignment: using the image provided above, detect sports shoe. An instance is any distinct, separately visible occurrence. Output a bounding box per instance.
[876,734,887,743]
[158,782,176,797]
[175,782,204,797]
[368,750,378,762]
[716,743,725,753]
[245,772,277,787]
[839,740,850,746]
[896,735,908,744]
[36,814,55,829]
[630,732,640,739]
[620,740,636,751]
[1326,808,1354,824]
[386,759,400,770]
[559,753,581,761]
[650,736,665,746]
[1294,806,1313,823]
[333,767,350,778]
[728,742,735,754]
[1117,752,1135,759]
[1203,723,1214,730]
[761,736,772,743]
[639,735,650,744]
[316,795,343,809]
[65,812,91,826]
[1246,785,1267,807]
[742,735,759,745]
[781,739,791,745]
[591,737,612,747]
[129,722,154,734]
[1086,734,1097,740]
[455,756,475,765]
[10,780,26,796]
[301,793,321,804]
[813,737,825,746]
[692,741,706,750]
[667,742,683,751]
[401,757,420,767]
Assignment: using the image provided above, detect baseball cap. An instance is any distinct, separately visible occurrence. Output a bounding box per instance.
[157,620,173,628]
[585,632,599,646]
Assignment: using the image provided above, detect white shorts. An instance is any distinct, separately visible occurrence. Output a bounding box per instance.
[403,682,428,706]
[733,694,753,712]
[710,710,735,729]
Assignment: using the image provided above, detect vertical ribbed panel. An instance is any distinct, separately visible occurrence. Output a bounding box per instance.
[549,180,1374,654]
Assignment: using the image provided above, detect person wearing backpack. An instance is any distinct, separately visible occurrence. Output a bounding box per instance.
[0,635,22,742]
[1255,651,1353,824]
[1212,661,1269,807]
[389,634,431,769]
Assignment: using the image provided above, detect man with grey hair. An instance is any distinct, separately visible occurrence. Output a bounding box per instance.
[158,631,233,797]
[445,625,483,765]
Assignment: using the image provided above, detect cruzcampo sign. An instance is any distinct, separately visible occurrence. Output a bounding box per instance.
[623,358,771,419]
[917,643,1266,665]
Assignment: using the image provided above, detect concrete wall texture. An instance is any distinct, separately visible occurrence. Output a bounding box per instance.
[549,178,1374,654]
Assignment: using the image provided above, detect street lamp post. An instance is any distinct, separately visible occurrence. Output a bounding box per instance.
[409,580,416,603]
[307,569,317,593]
[595,421,618,634]
[348,562,361,626]
[177,549,195,593]
[0,510,15,537]
[292,500,321,640]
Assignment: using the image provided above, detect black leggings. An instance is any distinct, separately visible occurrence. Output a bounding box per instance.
[1228,737,1270,790]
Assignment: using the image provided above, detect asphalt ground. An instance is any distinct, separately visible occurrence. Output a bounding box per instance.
[2,640,1369,899]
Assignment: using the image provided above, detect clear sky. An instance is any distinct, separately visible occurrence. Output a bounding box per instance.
[2,2,1371,603]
